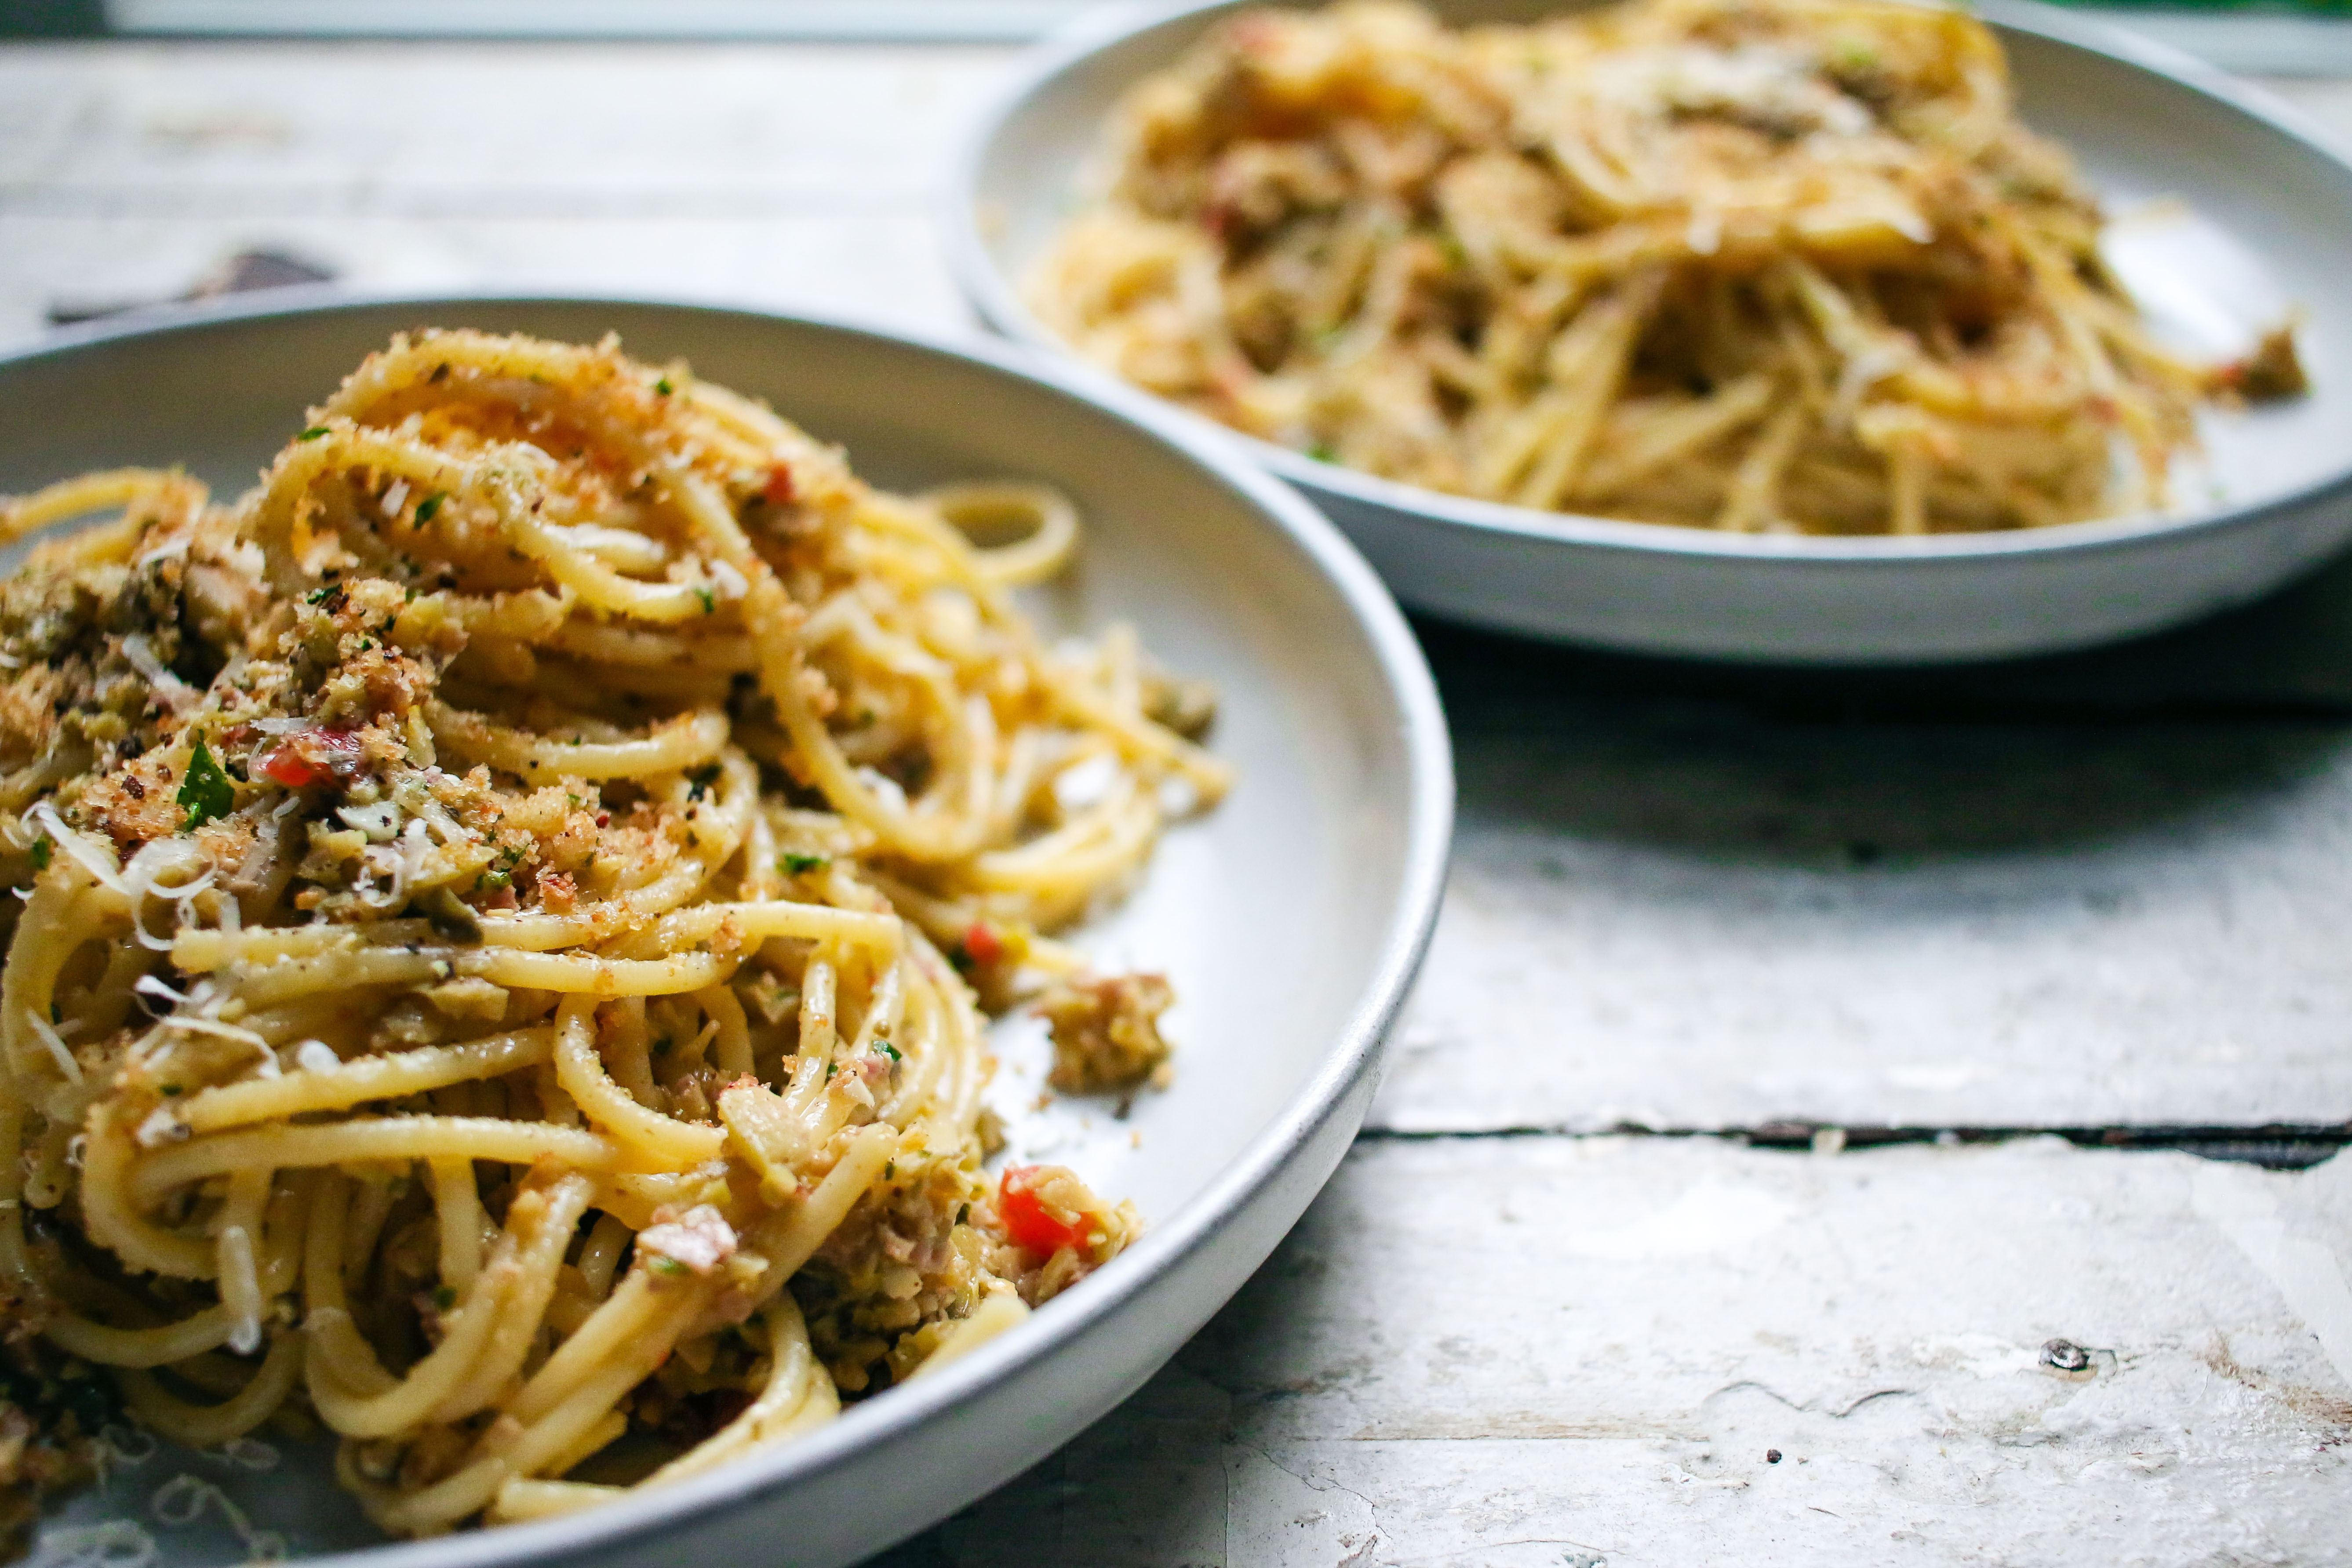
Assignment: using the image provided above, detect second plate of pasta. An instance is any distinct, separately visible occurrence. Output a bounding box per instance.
[957,0,2352,662]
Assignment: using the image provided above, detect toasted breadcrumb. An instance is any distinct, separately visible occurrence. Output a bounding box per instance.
[1039,972,1176,1095]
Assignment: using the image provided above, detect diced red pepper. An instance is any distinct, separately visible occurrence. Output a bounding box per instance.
[256,746,322,788]
[258,726,364,788]
[962,921,1004,968]
[764,464,797,506]
[998,1165,1091,1255]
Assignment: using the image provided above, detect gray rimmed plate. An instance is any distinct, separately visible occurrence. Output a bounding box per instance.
[0,291,1453,1568]
[950,0,2352,663]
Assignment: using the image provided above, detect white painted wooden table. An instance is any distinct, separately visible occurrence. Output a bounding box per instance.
[7,36,2352,1567]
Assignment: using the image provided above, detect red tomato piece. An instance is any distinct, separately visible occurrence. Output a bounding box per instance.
[259,726,364,788]
[256,747,321,788]
[764,464,797,506]
[998,1166,1091,1255]
[962,921,1004,967]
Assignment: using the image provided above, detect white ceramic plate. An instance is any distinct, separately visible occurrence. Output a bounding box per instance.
[0,292,1453,1568]
[951,0,2352,663]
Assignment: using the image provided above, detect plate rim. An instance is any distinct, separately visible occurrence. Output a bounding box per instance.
[0,286,1456,1568]
[944,0,2352,567]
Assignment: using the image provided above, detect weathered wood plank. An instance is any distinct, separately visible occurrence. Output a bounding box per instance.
[882,1136,2352,1567]
[1380,701,2352,1133]
[0,41,1011,209]
[0,211,974,348]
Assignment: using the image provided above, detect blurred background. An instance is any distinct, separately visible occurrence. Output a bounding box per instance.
[13,0,2352,65]
[9,0,2352,359]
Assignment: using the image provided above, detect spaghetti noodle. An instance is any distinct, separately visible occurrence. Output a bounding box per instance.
[1031,0,2306,535]
[0,330,1227,1539]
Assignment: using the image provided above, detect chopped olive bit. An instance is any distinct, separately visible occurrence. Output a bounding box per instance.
[414,885,483,943]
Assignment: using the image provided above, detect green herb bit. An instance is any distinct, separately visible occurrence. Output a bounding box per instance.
[1308,440,1338,462]
[655,376,674,396]
[650,1255,687,1277]
[874,1040,901,1062]
[695,586,715,615]
[414,493,446,527]
[28,836,50,871]
[297,426,330,441]
[1831,36,1878,73]
[433,1285,458,1310]
[178,738,235,831]
[780,852,827,876]
[160,1084,182,1097]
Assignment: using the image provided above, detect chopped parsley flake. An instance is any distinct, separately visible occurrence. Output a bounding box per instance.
[874,1040,901,1062]
[28,837,49,872]
[433,1285,458,1310]
[780,852,826,875]
[160,1084,182,1097]
[297,426,329,441]
[414,493,446,526]
[695,586,715,615]
[177,739,235,831]
[655,376,674,396]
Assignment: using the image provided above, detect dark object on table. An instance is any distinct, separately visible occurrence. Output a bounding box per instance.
[47,246,337,326]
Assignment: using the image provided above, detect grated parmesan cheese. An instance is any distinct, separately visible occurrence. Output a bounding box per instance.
[26,1009,82,1084]
[28,801,127,894]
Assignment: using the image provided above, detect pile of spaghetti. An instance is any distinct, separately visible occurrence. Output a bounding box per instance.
[1032,0,2305,535]
[0,330,1227,1541]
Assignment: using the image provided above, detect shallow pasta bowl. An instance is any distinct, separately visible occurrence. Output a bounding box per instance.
[950,0,2352,663]
[0,291,1451,1568]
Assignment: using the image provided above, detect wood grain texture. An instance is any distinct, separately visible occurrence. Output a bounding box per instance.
[1382,695,2352,1132]
[0,40,1012,344]
[891,1137,2352,1567]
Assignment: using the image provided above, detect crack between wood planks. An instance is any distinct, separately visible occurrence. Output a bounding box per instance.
[1355,1121,2352,1169]
[1229,1441,1387,1566]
